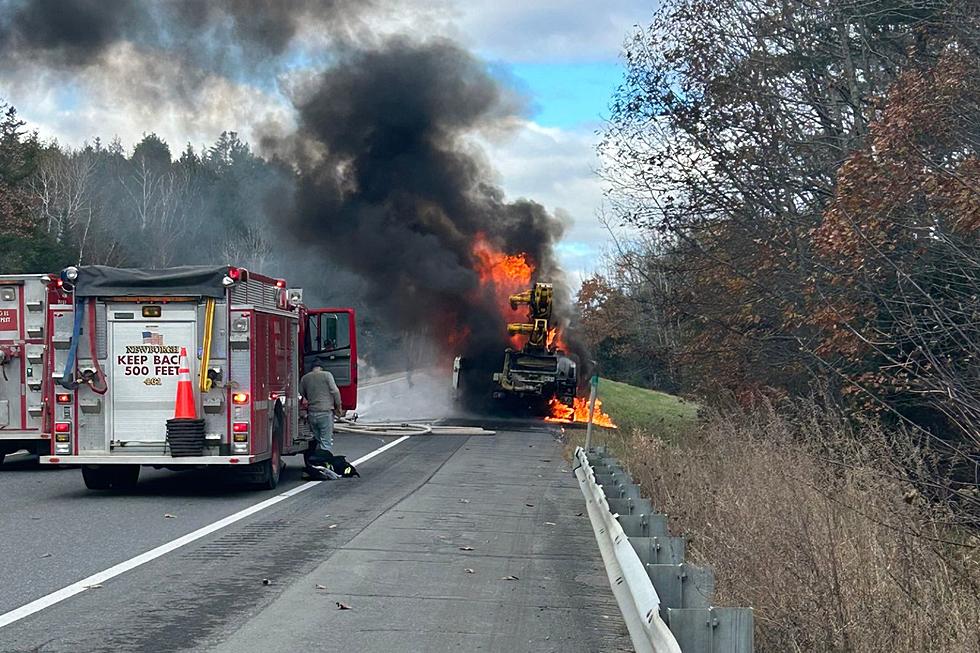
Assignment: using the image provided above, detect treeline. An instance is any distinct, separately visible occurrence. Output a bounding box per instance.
[0,106,412,371]
[586,0,980,459]
[0,103,291,274]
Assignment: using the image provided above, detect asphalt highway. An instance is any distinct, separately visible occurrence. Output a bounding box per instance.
[0,377,630,652]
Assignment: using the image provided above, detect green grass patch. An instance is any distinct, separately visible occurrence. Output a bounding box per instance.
[559,378,698,459]
[596,378,698,437]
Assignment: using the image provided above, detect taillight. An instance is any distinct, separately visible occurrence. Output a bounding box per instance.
[232,392,249,404]
[56,393,72,404]
[232,422,249,453]
[54,422,71,454]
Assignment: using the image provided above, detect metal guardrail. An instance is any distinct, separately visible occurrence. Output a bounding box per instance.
[574,446,754,652]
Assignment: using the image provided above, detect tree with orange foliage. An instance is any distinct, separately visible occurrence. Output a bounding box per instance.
[809,48,980,467]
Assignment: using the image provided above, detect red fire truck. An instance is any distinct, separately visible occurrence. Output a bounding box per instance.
[38,265,357,490]
[0,274,51,464]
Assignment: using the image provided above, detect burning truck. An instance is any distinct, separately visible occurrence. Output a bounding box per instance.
[489,281,577,409]
[451,240,615,426]
[452,281,577,414]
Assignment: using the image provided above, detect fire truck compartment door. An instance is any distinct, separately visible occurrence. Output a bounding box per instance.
[109,305,197,444]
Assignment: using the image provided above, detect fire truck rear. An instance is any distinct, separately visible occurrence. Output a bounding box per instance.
[0,274,51,464]
[39,265,357,491]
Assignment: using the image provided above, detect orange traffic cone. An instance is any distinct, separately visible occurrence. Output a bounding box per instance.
[173,347,197,419]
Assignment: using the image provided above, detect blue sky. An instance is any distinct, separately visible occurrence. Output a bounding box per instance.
[505,61,624,130]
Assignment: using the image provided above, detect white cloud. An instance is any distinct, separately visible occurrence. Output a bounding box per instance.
[474,120,613,285]
[436,0,653,62]
[3,41,295,152]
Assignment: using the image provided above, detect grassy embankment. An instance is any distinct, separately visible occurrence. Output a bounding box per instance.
[594,377,698,438]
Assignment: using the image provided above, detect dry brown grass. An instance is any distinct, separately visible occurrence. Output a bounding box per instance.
[615,401,980,653]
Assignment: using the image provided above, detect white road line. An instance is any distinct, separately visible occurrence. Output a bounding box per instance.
[0,435,412,630]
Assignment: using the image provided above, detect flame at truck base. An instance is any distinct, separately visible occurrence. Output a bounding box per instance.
[544,396,617,428]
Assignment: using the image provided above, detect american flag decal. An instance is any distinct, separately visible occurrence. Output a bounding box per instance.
[142,331,163,345]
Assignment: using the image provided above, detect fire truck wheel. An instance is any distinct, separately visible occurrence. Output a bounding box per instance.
[255,433,282,490]
[82,466,113,490]
[82,465,140,490]
[109,465,140,490]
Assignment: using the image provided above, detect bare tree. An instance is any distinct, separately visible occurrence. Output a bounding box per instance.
[120,156,196,266]
[29,147,98,260]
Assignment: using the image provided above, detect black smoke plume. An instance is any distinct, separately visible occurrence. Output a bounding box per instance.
[280,38,584,403]
[0,0,370,71]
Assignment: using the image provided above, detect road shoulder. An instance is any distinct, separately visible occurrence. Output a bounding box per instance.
[211,429,630,653]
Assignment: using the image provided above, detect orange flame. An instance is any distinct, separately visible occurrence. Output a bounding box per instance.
[545,396,617,428]
[472,234,534,346]
[472,234,533,301]
[546,327,568,351]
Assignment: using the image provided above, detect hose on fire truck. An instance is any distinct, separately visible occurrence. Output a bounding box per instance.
[86,299,108,394]
[58,299,85,390]
[199,298,216,392]
[59,298,107,394]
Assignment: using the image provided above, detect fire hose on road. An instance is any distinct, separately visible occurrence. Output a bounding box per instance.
[334,420,433,436]
[334,418,494,437]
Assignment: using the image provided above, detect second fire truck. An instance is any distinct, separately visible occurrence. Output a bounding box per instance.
[0,274,51,464]
[38,264,357,490]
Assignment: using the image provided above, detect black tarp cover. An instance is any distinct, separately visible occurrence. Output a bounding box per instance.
[73,265,229,298]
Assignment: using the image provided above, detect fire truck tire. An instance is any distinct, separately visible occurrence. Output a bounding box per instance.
[254,437,281,490]
[0,451,5,466]
[110,465,140,490]
[254,413,283,491]
[82,466,113,490]
[82,465,140,490]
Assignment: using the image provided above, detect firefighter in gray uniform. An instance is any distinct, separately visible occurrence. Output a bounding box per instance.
[300,364,344,480]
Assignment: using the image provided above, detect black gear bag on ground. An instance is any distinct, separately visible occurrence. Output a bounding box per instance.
[304,441,360,478]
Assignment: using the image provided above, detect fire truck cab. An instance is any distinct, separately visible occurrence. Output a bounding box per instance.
[0,274,50,464]
[39,265,357,491]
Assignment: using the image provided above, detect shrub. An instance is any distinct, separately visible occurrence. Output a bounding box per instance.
[615,401,980,652]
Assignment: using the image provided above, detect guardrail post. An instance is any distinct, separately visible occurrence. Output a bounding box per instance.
[667,607,754,652]
[607,497,655,516]
[646,563,715,613]
[585,374,599,451]
[617,513,670,538]
[630,535,687,566]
